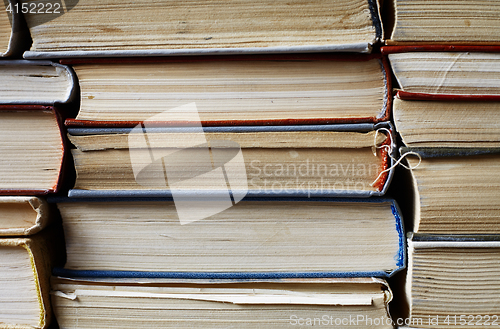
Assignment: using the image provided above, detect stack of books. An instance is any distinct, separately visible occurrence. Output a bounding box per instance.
[0,0,408,328]
[384,0,500,326]
[0,31,70,328]
[0,196,64,329]
[5,0,500,328]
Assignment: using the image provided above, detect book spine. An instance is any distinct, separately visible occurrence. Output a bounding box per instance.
[396,90,500,102]
[382,45,500,54]
[379,56,392,122]
[368,0,383,42]
[53,268,393,279]
[65,116,381,128]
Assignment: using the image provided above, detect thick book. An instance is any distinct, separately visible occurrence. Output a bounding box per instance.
[384,47,500,97]
[393,93,500,149]
[66,123,396,198]
[0,196,51,236]
[0,232,63,329]
[0,0,31,57]
[406,235,500,328]
[400,148,500,235]
[383,48,500,148]
[62,54,392,127]
[52,197,405,278]
[0,60,75,105]
[386,1,500,45]
[51,277,394,329]
[0,106,65,195]
[22,0,383,58]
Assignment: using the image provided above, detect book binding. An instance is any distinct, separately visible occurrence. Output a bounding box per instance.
[52,197,405,279]
[63,54,392,127]
[67,122,396,198]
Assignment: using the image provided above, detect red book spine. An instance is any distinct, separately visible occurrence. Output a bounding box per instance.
[381,45,500,54]
[396,90,500,102]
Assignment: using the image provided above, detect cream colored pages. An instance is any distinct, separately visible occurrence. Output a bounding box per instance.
[57,200,400,272]
[408,155,500,234]
[72,59,387,123]
[0,238,51,329]
[51,278,393,329]
[391,0,500,43]
[0,111,63,191]
[390,52,500,95]
[0,196,50,236]
[24,0,379,56]
[408,239,500,328]
[0,61,75,104]
[394,99,500,148]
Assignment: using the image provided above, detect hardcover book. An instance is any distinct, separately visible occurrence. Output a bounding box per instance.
[386,0,500,45]
[0,196,51,236]
[401,148,500,234]
[53,197,405,278]
[0,60,75,105]
[407,235,500,328]
[22,0,384,58]
[51,277,394,329]
[0,232,63,329]
[385,48,500,97]
[393,94,500,149]
[66,124,395,198]
[0,106,65,195]
[62,54,392,127]
[384,48,500,148]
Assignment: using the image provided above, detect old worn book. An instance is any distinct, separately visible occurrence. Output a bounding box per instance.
[0,235,58,329]
[384,49,500,148]
[407,235,500,328]
[386,49,500,97]
[386,0,500,45]
[0,61,75,105]
[51,277,394,329]
[393,95,500,148]
[67,124,394,198]
[22,0,383,58]
[63,54,391,127]
[54,197,404,277]
[0,196,51,236]
[402,149,500,234]
[0,106,65,195]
